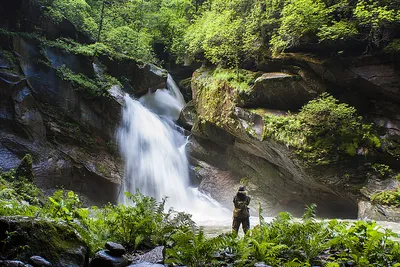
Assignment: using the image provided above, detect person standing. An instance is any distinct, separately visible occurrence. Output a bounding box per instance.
[232,186,251,234]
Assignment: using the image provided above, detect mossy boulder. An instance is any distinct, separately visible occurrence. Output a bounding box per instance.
[0,216,88,267]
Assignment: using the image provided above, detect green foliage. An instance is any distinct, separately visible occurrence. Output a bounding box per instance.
[371,188,400,207]
[0,170,42,216]
[180,0,400,60]
[56,65,120,97]
[15,154,34,182]
[42,190,83,222]
[263,93,381,165]
[1,170,400,266]
[270,0,328,52]
[103,26,155,62]
[48,0,97,37]
[165,227,220,266]
[318,20,359,42]
[385,39,400,53]
[370,163,393,178]
[183,0,262,67]
[354,0,400,48]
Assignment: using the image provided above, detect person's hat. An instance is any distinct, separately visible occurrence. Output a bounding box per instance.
[238,186,246,191]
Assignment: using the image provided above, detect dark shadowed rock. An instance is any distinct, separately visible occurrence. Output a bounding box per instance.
[89,250,129,267]
[100,56,167,96]
[0,71,25,93]
[105,242,126,257]
[29,256,51,267]
[0,216,88,267]
[0,260,30,267]
[237,72,321,110]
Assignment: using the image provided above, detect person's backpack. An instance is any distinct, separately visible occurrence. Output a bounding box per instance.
[233,197,249,218]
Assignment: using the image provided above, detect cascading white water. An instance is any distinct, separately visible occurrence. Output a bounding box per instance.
[118,79,229,222]
[167,74,186,107]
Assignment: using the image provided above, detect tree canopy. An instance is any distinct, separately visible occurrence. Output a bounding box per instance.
[39,0,400,65]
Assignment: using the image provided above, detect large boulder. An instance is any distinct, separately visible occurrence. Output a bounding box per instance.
[237,72,321,110]
[0,216,88,267]
[89,250,129,267]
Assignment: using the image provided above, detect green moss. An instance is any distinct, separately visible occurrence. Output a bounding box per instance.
[43,38,132,61]
[371,188,400,207]
[212,68,257,93]
[56,65,121,97]
[370,163,393,178]
[263,93,382,165]
[193,67,259,128]
[96,163,110,177]
[15,154,34,182]
[0,216,87,264]
[56,65,98,93]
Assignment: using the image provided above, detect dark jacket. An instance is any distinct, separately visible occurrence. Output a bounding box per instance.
[233,191,250,218]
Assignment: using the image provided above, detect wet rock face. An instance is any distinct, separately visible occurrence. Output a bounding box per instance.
[0,36,123,205]
[0,216,88,267]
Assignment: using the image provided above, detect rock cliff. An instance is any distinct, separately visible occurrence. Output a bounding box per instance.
[186,54,400,219]
[0,0,167,205]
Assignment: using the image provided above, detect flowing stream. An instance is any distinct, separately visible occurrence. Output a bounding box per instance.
[118,77,230,223]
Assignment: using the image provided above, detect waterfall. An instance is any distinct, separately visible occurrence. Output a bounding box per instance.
[118,78,229,222]
[167,74,186,107]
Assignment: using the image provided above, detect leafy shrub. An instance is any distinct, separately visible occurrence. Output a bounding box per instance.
[270,0,329,52]
[46,0,97,38]
[354,0,400,48]
[318,20,359,42]
[165,227,221,266]
[263,93,381,165]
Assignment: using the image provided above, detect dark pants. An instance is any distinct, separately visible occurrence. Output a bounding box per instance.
[232,216,250,234]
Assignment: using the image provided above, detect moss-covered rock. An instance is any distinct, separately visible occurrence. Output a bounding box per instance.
[0,216,88,267]
[15,154,33,182]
